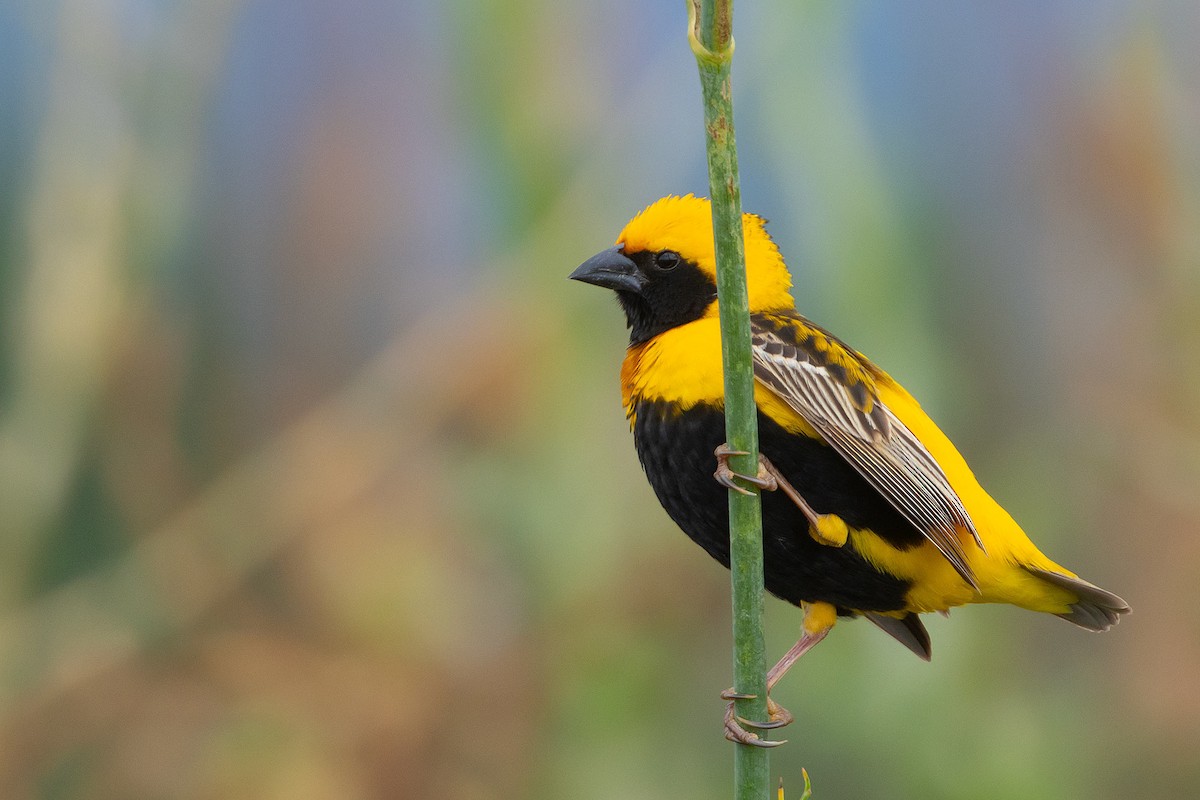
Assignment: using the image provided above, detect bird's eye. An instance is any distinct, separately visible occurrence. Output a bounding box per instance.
[654,250,681,271]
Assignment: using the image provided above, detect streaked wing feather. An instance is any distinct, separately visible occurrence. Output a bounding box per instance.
[752,324,982,588]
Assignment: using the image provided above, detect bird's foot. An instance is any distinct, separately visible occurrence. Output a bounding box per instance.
[721,689,792,748]
[713,444,848,547]
[713,444,777,495]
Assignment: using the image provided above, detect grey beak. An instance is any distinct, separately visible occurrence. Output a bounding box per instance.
[569,245,644,294]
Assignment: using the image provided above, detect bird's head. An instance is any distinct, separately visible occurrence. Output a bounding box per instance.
[570,195,795,344]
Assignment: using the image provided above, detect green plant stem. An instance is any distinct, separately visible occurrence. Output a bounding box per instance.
[688,0,772,797]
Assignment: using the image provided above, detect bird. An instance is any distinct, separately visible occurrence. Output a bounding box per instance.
[569,194,1130,747]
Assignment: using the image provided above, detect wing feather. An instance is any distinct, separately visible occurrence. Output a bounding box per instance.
[751,320,983,588]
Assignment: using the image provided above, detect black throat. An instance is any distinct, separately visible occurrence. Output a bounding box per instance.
[617,256,718,345]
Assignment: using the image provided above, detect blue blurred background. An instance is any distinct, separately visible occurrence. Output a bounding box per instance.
[1,1,1198,797]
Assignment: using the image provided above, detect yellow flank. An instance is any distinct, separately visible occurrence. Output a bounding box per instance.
[847,528,978,613]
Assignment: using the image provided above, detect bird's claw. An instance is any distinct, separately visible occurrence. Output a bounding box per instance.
[714,444,778,495]
[736,715,791,730]
[721,688,792,748]
[738,697,794,730]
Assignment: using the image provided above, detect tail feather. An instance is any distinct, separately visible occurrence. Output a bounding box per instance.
[1025,566,1131,632]
[864,611,932,660]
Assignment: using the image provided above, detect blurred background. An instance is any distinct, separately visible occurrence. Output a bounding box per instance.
[1,1,1198,797]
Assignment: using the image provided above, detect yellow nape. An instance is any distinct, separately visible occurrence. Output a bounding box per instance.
[617,195,796,315]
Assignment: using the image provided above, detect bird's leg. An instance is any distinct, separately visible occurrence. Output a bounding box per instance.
[721,601,838,748]
[713,444,850,547]
[766,601,837,689]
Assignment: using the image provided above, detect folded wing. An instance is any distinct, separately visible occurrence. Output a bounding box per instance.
[752,321,983,589]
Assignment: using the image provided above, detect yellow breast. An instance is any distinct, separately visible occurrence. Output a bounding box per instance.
[621,318,820,439]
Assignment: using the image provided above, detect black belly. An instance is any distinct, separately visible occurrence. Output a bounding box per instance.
[632,399,915,613]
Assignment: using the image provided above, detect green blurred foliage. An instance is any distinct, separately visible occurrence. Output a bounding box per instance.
[0,1,1197,798]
